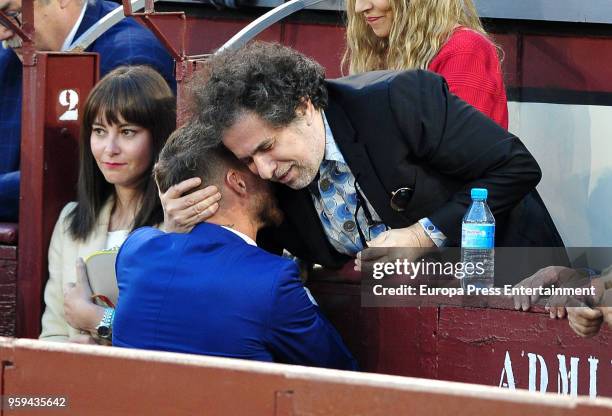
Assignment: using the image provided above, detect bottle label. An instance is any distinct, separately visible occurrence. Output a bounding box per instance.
[461,224,495,249]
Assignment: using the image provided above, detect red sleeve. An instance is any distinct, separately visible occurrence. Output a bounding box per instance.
[428,29,509,129]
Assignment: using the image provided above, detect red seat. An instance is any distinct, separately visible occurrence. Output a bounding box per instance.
[0,222,17,336]
[0,223,18,245]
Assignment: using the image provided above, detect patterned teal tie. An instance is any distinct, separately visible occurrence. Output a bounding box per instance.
[312,160,386,256]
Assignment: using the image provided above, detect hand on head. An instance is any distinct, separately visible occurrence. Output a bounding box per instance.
[157,177,221,233]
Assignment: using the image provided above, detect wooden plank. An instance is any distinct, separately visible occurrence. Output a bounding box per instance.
[0,338,610,415]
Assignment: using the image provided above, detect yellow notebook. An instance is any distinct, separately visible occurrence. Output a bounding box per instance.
[84,248,119,306]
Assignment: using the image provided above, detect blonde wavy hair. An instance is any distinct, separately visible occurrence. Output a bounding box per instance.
[343,0,492,74]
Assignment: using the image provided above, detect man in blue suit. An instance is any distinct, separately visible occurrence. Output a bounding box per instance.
[0,0,175,221]
[112,125,358,370]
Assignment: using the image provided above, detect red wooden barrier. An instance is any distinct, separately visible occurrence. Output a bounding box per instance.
[0,337,610,415]
[17,53,99,339]
[309,279,612,399]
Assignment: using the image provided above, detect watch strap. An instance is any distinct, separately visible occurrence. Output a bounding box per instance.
[95,307,115,340]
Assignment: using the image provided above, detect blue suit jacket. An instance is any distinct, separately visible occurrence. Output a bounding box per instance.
[113,223,358,371]
[0,0,175,221]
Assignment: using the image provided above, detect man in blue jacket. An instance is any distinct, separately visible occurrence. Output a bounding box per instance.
[0,0,175,221]
[112,124,358,370]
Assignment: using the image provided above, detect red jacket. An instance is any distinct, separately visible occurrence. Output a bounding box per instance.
[429,27,509,129]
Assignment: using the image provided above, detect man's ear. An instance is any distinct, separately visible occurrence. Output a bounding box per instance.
[225,169,248,197]
[296,98,316,126]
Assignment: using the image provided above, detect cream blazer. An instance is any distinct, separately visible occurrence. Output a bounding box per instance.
[40,199,115,342]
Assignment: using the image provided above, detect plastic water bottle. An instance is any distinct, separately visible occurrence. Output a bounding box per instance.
[461,188,495,289]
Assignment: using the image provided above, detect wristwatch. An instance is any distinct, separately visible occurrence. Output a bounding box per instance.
[95,307,115,340]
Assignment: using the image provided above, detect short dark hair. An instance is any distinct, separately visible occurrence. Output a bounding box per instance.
[69,65,176,240]
[189,41,328,146]
[154,123,242,194]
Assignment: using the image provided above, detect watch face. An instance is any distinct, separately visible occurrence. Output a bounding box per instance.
[97,326,111,338]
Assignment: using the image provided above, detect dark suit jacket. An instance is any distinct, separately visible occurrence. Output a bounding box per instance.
[74,0,176,89]
[113,223,358,370]
[0,0,175,221]
[262,70,564,269]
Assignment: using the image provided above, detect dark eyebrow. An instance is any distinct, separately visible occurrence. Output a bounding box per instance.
[254,137,273,152]
[242,137,273,163]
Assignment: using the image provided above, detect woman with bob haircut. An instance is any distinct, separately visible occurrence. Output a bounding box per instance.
[344,0,508,128]
[40,65,176,342]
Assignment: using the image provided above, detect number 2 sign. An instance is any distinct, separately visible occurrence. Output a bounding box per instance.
[58,89,79,121]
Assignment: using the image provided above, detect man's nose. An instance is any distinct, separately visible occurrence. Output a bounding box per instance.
[253,155,276,181]
[354,0,372,14]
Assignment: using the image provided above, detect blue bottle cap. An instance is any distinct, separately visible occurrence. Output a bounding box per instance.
[471,188,488,200]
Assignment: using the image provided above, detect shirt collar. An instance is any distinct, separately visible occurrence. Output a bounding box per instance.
[221,226,257,247]
[322,111,346,164]
[61,1,88,51]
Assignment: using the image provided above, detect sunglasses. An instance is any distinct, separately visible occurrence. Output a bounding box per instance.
[0,10,25,49]
[390,187,414,212]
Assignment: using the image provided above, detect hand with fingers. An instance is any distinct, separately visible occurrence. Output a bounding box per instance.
[563,288,612,338]
[0,0,22,42]
[596,289,612,329]
[158,177,221,233]
[63,258,105,333]
[512,266,587,311]
[355,223,434,273]
[542,277,612,338]
[566,304,604,338]
[545,274,605,320]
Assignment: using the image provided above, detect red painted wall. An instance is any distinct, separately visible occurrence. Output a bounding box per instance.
[182,16,612,95]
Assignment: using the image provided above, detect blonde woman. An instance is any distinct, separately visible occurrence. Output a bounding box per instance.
[345,0,508,128]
